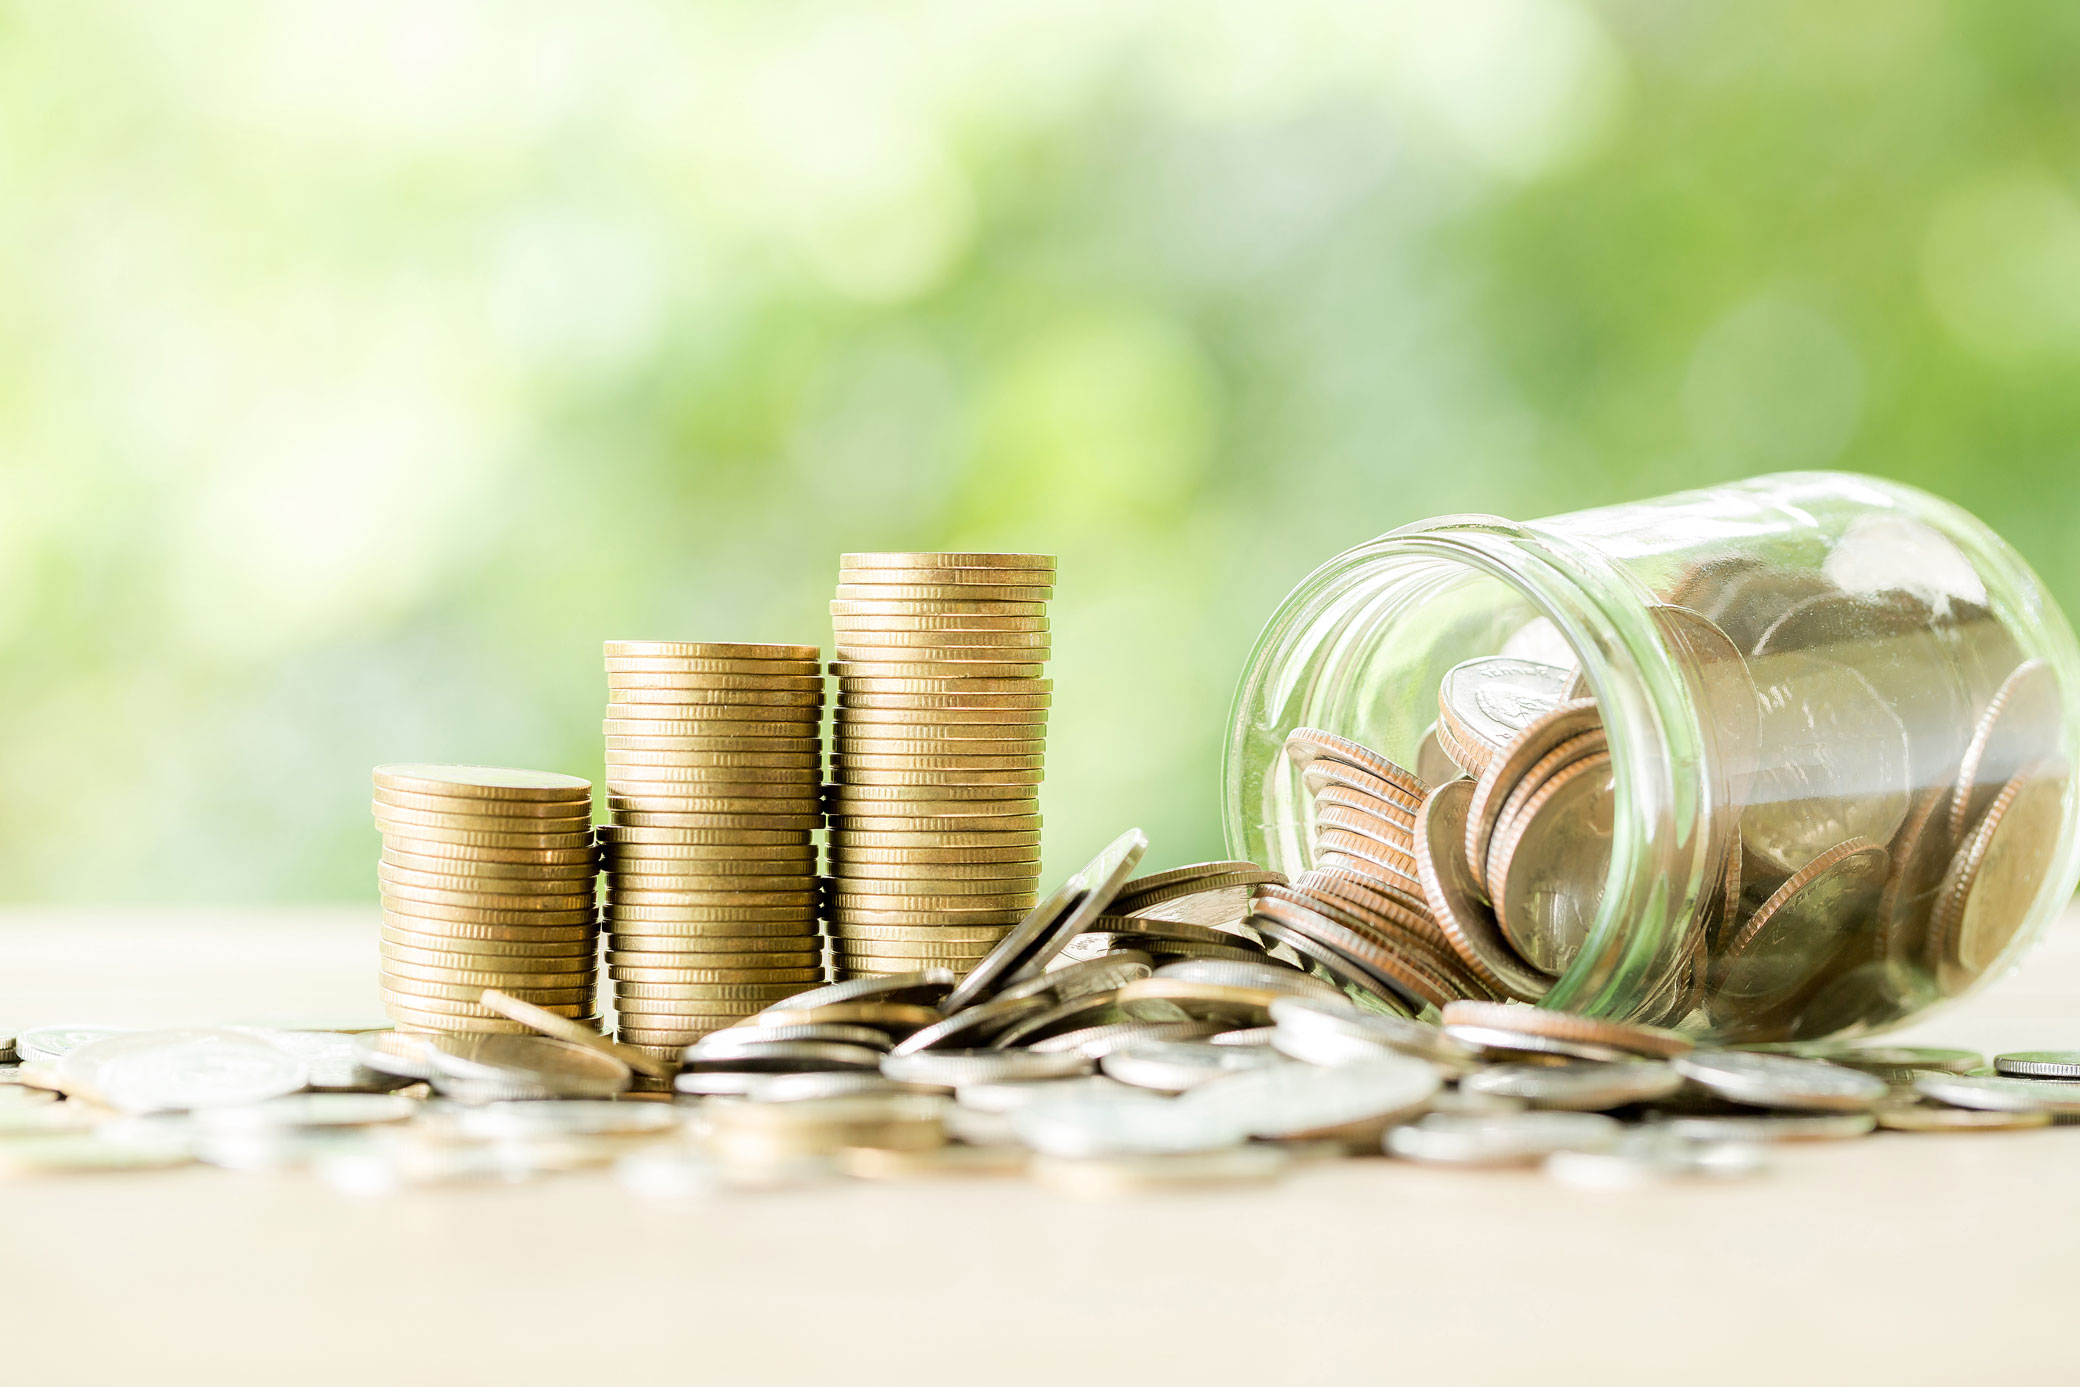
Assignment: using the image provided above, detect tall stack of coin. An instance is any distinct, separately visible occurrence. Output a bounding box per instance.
[826,553,1054,977]
[371,764,601,1034]
[599,641,828,1061]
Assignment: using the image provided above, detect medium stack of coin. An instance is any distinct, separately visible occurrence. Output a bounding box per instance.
[826,553,1055,977]
[371,764,601,1035]
[600,641,829,1059]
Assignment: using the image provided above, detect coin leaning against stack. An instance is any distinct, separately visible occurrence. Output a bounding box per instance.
[371,764,602,1035]
[826,553,1056,978]
[600,641,830,1061]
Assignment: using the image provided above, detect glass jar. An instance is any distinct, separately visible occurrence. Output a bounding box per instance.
[1224,471,2080,1042]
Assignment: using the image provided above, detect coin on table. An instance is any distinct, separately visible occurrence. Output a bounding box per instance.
[1993,1050,2080,1079]
[1914,1071,2080,1113]
[1386,1110,1620,1166]
[1438,1001,1691,1059]
[1673,1050,1888,1111]
[1093,1038,1281,1094]
[1413,779,1551,1002]
[1461,1060,1683,1111]
[422,1033,630,1098]
[1653,1112,1876,1142]
[59,1029,310,1114]
[943,829,1151,1012]
[1929,768,2065,993]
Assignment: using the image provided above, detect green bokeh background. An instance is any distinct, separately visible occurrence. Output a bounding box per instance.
[4,1,2077,902]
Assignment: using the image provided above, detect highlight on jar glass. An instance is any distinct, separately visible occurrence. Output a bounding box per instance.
[1224,472,2080,1043]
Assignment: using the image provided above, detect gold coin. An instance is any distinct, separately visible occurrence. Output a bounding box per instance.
[381,981,594,1010]
[599,824,811,845]
[380,942,597,974]
[601,930,818,952]
[372,800,592,831]
[604,749,820,770]
[379,897,597,928]
[381,911,597,944]
[840,551,1056,571]
[838,706,1050,726]
[378,926,594,959]
[372,764,592,802]
[833,950,998,968]
[605,874,817,896]
[604,763,821,787]
[382,989,591,1018]
[828,780,1035,801]
[605,789,820,810]
[604,656,821,676]
[830,612,1050,631]
[384,953,596,984]
[384,968,596,998]
[827,891,1038,912]
[829,600,1048,618]
[606,687,822,707]
[831,907,1028,927]
[611,954,823,974]
[600,975,813,996]
[373,788,595,819]
[832,752,1046,772]
[829,815,1044,834]
[378,878,596,912]
[603,734,821,754]
[604,890,818,910]
[381,1009,549,1035]
[836,630,1052,651]
[605,860,814,882]
[831,773,1043,793]
[603,640,820,662]
[606,669,826,691]
[475,989,672,1077]
[376,858,595,891]
[829,924,1013,943]
[602,841,815,862]
[834,582,1053,602]
[830,829,1042,849]
[835,736,1045,756]
[371,819,596,851]
[828,847,1040,868]
[838,692,1052,710]
[605,963,822,983]
[603,904,819,925]
[604,705,821,727]
[827,857,1040,878]
[376,836,598,866]
[832,665,1047,684]
[604,812,823,833]
[380,849,599,883]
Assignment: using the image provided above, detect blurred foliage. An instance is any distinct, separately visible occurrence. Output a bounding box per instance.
[2,0,2078,902]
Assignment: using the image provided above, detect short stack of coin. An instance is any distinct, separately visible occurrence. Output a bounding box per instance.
[826,553,1055,977]
[600,641,829,1060]
[371,764,602,1034]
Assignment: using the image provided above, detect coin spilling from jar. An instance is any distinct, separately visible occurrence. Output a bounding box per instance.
[1283,577,2071,1041]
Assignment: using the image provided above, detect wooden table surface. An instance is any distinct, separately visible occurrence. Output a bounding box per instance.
[4,904,2078,1386]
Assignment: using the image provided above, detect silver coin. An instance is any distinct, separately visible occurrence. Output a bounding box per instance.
[1386,1110,1621,1166]
[690,1024,893,1054]
[1031,1146,1291,1196]
[748,1071,944,1102]
[673,1071,767,1097]
[888,993,1052,1056]
[424,1034,631,1099]
[679,1041,885,1074]
[1011,1091,1247,1158]
[1914,1072,2080,1113]
[1100,1040,1285,1093]
[60,1029,310,1114]
[1462,1060,1684,1111]
[1439,657,1576,755]
[1210,1026,1282,1047]
[1153,958,1339,999]
[1269,996,1471,1067]
[755,969,957,1014]
[192,1093,420,1129]
[1993,1050,2080,1080]
[353,1030,439,1080]
[232,1028,416,1092]
[445,1099,680,1138]
[1442,1024,1627,1064]
[953,1074,1140,1113]
[882,1048,1093,1086]
[1650,1112,1876,1142]
[1185,1055,1439,1138]
[1672,1051,1888,1112]
[1545,1130,1767,1189]
[995,951,1154,1006]
[1793,1044,1983,1076]
[15,1025,132,1064]
[941,827,1148,1012]
[1026,1018,1227,1058]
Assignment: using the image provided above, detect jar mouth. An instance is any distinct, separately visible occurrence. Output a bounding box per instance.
[1224,515,1715,1019]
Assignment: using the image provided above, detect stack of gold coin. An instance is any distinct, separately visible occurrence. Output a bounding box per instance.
[371,764,601,1034]
[600,641,829,1061]
[826,553,1055,977]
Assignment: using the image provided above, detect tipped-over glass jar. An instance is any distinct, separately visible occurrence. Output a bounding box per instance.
[1225,472,2080,1043]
